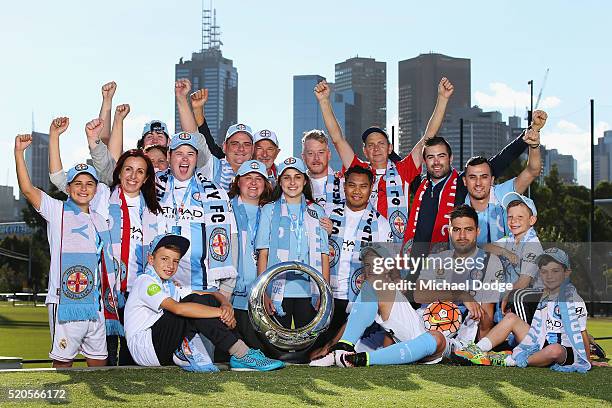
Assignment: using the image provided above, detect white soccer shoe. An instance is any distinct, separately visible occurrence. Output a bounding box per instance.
[309,350,349,367]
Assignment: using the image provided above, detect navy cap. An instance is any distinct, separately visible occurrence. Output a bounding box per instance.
[149,233,190,258]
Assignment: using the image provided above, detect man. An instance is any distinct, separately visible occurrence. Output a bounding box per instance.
[315,78,454,242]
[317,165,393,349]
[301,129,345,215]
[414,204,505,342]
[253,129,281,184]
[463,110,546,246]
[175,79,254,190]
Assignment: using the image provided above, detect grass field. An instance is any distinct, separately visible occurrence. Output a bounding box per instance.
[1,303,611,407]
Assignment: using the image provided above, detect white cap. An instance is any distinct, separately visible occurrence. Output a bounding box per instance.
[253,129,279,147]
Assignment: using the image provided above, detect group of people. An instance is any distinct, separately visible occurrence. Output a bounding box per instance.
[14,76,604,373]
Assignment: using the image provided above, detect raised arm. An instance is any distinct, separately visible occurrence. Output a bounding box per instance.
[175,79,197,133]
[98,81,116,145]
[513,111,546,193]
[108,103,130,161]
[48,117,70,192]
[192,89,225,160]
[410,77,454,167]
[314,80,355,169]
[15,135,42,210]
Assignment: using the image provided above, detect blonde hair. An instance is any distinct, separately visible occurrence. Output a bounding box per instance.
[301,129,329,146]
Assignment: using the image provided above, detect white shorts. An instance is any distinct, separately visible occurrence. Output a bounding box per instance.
[47,304,107,362]
[374,291,426,343]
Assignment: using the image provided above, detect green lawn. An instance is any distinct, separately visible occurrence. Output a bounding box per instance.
[0,303,611,407]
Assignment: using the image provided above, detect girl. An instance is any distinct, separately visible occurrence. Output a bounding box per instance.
[256,157,329,329]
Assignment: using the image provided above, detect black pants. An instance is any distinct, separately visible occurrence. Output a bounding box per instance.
[312,298,349,348]
[234,309,281,358]
[151,293,240,366]
[275,297,316,329]
[507,288,543,325]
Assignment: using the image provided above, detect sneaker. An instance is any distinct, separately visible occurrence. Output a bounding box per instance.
[338,352,369,367]
[453,342,491,366]
[230,349,285,372]
[176,337,219,373]
[488,350,512,367]
[309,351,338,367]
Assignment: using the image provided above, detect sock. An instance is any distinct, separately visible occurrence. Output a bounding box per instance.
[476,337,493,352]
[173,353,190,367]
[505,355,516,366]
[229,340,249,358]
[340,295,379,345]
[369,332,438,366]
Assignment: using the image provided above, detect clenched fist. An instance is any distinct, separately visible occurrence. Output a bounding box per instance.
[85,118,104,141]
[50,117,70,136]
[438,77,454,99]
[101,81,117,100]
[14,134,33,153]
[175,79,192,98]
[531,110,547,132]
[115,104,131,120]
[314,80,331,101]
[190,89,209,109]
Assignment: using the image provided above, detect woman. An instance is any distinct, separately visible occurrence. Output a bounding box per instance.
[49,117,161,366]
[227,160,277,354]
[255,157,329,329]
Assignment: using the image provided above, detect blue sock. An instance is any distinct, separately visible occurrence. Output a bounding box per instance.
[340,286,379,345]
[369,332,438,366]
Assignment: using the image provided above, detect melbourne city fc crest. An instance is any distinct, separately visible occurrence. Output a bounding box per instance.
[103,287,117,313]
[260,129,271,137]
[389,210,407,238]
[284,157,296,165]
[236,124,247,131]
[192,191,202,202]
[307,208,319,220]
[350,267,365,296]
[329,239,340,268]
[62,266,94,300]
[178,132,191,140]
[209,228,230,262]
[74,163,89,171]
[250,162,260,170]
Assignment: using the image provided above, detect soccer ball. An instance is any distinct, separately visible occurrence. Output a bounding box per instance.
[422,301,462,337]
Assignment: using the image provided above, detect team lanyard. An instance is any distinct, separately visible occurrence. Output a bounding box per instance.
[285,195,306,263]
[169,176,196,228]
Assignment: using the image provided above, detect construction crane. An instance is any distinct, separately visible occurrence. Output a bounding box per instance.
[535,68,550,109]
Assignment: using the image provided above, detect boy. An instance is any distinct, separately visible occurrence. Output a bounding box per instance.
[124,233,285,372]
[454,248,607,371]
[15,134,110,368]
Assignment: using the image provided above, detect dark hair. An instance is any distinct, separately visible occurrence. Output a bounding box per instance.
[144,144,168,156]
[228,173,274,206]
[111,149,162,214]
[450,204,478,227]
[537,255,568,270]
[271,171,315,203]
[506,200,534,216]
[464,156,492,174]
[153,244,182,256]
[137,133,169,150]
[344,165,374,186]
[423,136,452,159]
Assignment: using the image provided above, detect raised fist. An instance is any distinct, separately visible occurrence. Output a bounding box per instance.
[85,118,104,140]
[190,89,209,109]
[14,134,32,152]
[101,81,117,100]
[314,80,331,101]
[50,117,70,136]
[115,104,131,120]
[175,79,192,98]
[438,77,454,99]
[523,128,541,147]
[531,110,547,131]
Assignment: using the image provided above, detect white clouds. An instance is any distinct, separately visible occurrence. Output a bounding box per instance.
[474,82,561,110]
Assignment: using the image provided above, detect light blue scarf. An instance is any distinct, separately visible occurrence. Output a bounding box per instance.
[231,197,260,305]
[213,157,236,191]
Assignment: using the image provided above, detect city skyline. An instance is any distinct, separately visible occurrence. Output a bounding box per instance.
[1,0,611,197]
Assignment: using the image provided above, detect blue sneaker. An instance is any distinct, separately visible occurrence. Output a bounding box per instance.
[176,337,219,373]
[230,349,285,371]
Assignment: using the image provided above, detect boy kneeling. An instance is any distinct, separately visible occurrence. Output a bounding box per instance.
[125,233,284,372]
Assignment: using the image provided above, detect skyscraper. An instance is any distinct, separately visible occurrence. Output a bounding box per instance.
[25,131,50,192]
[542,147,577,184]
[334,57,386,157]
[595,130,612,185]
[398,53,471,157]
[175,7,237,146]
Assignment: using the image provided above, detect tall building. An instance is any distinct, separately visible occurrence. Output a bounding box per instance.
[542,147,577,184]
[437,106,510,169]
[0,185,21,222]
[595,130,612,185]
[175,7,237,146]
[292,75,351,171]
[398,53,471,156]
[334,57,386,157]
[25,131,50,192]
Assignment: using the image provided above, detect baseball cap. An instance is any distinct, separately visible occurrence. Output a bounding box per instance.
[149,233,190,258]
[502,192,538,216]
[361,127,389,143]
[253,129,279,146]
[169,132,199,152]
[360,243,394,261]
[67,163,99,184]
[277,157,307,176]
[225,123,253,142]
[536,247,570,269]
[237,160,268,178]
[142,120,169,137]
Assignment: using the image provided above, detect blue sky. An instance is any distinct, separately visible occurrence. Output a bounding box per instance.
[1,0,611,193]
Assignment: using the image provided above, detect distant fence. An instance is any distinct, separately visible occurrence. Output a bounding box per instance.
[0,292,47,307]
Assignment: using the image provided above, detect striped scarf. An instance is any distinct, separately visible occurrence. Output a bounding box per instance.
[377,160,408,243]
[231,197,260,299]
[213,157,236,191]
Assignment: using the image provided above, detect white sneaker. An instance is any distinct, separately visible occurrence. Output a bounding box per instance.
[334,350,352,367]
[309,351,337,367]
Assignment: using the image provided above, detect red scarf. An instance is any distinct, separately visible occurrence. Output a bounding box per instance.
[404,169,458,246]
[119,188,131,293]
[100,251,122,333]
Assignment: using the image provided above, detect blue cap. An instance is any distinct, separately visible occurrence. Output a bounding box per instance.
[142,120,169,137]
[225,123,253,141]
[361,127,389,143]
[237,160,268,178]
[169,132,199,152]
[277,157,307,176]
[502,192,538,216]
[67,163,99,184]
[149,233,190,258]
[536,247,570,269]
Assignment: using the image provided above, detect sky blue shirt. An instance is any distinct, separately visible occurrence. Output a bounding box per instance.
[232,202,260,310]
